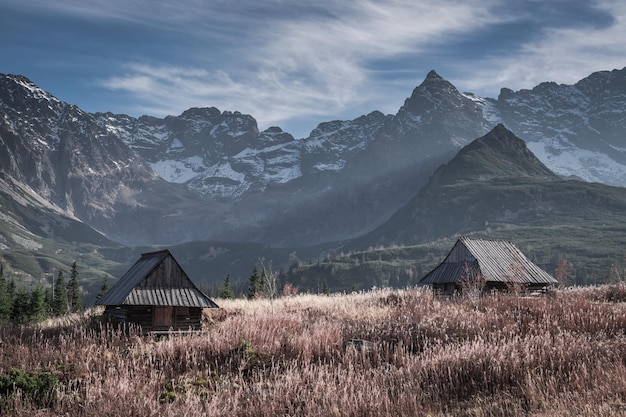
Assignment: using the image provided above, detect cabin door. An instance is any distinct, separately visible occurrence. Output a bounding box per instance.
[153,306,174,328]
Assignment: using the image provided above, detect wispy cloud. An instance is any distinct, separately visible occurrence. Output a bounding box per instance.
[100,0,502,133]
[453,0,626,95]
[6,0,625,137]
[3,0,215,23]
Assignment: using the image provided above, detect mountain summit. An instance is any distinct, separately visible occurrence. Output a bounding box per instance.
[396,69,486,143]
[423,124,558,190]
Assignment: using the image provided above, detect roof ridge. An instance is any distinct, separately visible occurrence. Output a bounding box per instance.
[460,236,512,243]
[141,249,171,257]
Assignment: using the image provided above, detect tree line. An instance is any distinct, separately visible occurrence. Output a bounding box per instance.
[0,261,85,325]
[215,259,298,301]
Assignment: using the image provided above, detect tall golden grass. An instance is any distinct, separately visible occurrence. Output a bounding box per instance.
[1,285,626,416]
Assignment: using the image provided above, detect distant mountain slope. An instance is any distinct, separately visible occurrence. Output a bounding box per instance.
[353,124,626,249]
[0,175,114,246]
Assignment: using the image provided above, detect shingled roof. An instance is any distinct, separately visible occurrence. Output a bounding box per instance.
[97,249,218,308]
[420,237,557,285]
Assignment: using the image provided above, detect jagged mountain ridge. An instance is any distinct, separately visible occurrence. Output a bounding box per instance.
[98,108,302,200]
[1,68,626,248]
[496,67,626,182]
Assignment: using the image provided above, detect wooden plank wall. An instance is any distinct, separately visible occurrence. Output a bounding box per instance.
[105,305,203,332]
[140,255,193,289]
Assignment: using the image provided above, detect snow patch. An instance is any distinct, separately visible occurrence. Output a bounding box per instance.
[527,139,626,184]
[151,156,205,183]
[169,139,184,149]
[151,130,169,141]
[461,92,485,104]
[13,77,61,104]
[206,161,246,183]
[266,164,302,183]
[314,161,346,171]
[481,100,501,124]
[233,147,257,158]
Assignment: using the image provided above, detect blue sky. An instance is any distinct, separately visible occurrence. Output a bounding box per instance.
[1,0,625,138]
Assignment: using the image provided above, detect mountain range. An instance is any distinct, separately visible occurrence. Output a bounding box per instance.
[1,67,626,294]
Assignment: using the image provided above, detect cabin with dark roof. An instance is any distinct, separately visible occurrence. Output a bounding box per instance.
[420,237,557,296]
[96,249,219,332]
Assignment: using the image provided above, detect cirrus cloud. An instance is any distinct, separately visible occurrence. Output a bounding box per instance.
[2,0,624,137]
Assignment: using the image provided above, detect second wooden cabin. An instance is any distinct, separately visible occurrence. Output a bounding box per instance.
[420,237,557,296]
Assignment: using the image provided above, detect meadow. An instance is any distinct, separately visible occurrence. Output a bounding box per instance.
[1,285,626,416]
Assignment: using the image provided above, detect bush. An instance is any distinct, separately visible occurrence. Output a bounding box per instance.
[0,368,58,407]
[601,283,626,302]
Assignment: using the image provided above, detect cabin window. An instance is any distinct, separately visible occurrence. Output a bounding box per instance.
[153,306,174,327]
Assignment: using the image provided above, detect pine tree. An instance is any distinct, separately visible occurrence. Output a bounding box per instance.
[7,278,15,305]
[30,287,48,323]
[11,290,30,324]
[67,261,83,312]
[44,287,53,316]
[221,274,234,299]
[259,269,268,297]
[53,270,68,316]
[5,278,16,322]
[96,274,110,302]
[0,265,11,323]
[248,266,262,299]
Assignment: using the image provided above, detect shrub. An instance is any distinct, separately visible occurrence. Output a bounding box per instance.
[236,338,257,360]
[599,283,626,303]
[0,368,58,407]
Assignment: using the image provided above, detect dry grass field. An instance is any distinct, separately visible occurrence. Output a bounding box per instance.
[2,285,626,416]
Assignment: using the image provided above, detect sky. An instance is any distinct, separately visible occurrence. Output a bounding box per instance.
[1,0,625,139]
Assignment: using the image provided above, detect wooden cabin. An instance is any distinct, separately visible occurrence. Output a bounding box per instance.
[420,237,557,296]
[97,249,219,333]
